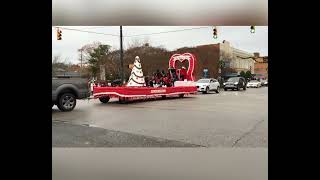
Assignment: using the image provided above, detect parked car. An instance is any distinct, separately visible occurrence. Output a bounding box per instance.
[223,77,247,91]
[260,79,268,86]
[52,76,90,111]
[196,78,220,94]
[247,80,262,88]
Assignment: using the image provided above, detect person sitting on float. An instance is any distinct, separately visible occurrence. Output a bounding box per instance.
[149,77,154,87]
[156,69,162,79]
[171,67,178,81]
[144,76,149,87]
[159,70,166,86]
[161,70,166,77]
[167,67,177,86]
[153,72,160,86]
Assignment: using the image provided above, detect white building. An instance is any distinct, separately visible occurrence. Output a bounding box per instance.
[219,40,255,74]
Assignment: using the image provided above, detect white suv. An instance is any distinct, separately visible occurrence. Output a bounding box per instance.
[247,80,262,88]
[196,78,220,94]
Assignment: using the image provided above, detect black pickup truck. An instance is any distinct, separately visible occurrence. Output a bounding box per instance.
[52,76,90,111]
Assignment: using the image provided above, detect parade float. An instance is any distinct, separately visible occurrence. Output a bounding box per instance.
[93,53,198,103]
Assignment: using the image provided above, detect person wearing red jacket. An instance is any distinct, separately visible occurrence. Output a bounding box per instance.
[180,66,187,81]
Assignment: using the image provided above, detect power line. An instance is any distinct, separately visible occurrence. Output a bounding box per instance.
[53,26,120,37]
[125,26,211,37]
[53,26,211,38]
[77,26,109,30]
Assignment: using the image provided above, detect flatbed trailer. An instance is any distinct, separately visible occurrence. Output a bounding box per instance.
[93,86,197,103]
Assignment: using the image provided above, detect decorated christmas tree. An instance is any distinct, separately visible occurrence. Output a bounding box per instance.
[127,56,146,87]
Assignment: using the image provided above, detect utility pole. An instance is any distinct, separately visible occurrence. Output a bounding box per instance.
[120,26,124,84]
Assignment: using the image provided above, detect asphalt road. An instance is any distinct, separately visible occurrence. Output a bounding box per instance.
[52,87,268,147]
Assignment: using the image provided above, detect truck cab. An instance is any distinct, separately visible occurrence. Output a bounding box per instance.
[52,75,90,111]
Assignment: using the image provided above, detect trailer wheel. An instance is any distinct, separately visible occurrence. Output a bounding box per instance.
[99,96,110,103]
[161,95,166,99]
[179,94,184,98]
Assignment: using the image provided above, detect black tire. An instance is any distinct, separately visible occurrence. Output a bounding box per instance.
[243,86,247,90]
[224,88,228,91]
[179,94,184,98]
[215,86,220,93]
[57,93,76,112]
[161,95,166,99]
[236,86,240,91]
[99,96,110,103]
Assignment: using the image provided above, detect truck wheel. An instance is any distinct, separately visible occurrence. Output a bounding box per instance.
[179,94,184,98]
[99,96,110,103]
[57,93,76,112]
[161,95,166,99]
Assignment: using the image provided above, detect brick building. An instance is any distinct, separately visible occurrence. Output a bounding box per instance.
[253,53,268,79]
[171,40,256,79]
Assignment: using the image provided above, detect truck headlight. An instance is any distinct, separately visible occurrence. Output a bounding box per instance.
[234,82,238,85]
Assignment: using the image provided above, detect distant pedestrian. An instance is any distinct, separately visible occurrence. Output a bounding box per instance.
[90,82,94,95]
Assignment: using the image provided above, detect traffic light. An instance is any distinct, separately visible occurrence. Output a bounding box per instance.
[250,26,255,33]
[213,27,218,39]
[57,29,62,40]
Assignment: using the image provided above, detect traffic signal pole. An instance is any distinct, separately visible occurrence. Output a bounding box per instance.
[120,26,124,84]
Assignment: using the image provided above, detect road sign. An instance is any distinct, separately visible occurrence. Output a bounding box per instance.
[203,69,209,78]
[128,64,134,69]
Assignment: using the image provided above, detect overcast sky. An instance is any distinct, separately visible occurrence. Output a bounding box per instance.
[52,26,268,64]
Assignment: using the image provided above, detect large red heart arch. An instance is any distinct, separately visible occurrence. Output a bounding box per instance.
[169,53,196,81]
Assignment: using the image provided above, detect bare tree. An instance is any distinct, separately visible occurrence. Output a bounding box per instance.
[78,41,102,64]
[52,55,62,64]
[126,38,152,49]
